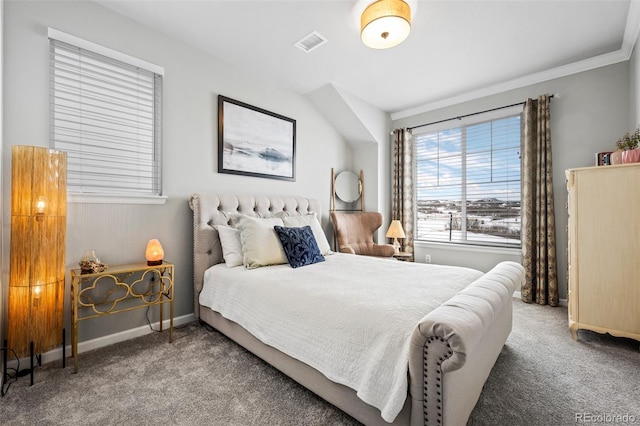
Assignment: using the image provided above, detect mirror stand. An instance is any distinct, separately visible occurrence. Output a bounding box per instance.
[331,168,364,212]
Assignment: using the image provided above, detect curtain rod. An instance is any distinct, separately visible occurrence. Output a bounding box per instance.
[407,94,556,132]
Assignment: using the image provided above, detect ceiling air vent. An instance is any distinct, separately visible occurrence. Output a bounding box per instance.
[294,31,327,53]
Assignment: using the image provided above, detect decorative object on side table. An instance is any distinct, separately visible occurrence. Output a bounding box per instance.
[7,145,67,386]
[145,239,165,266]
[386,220,406,254]
[79,250,107,274]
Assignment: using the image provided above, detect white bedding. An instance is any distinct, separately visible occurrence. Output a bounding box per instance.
[199,253,484,422]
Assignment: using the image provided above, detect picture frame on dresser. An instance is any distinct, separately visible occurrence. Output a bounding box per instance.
[218,95,296,181]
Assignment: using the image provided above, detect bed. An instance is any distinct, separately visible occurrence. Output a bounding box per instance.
[190,193,524,426]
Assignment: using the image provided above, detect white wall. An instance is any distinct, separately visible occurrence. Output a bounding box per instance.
[0,0,4,354]
[393,62,630,299]
[2,1,351,344]
[630,25,640,129]
[351,138,392,244]
[328,86,393,242]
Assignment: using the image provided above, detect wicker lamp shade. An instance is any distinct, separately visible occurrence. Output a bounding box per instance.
[8,146,67,358]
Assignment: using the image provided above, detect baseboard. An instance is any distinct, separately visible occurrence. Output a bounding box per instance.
[513,291,567,307]
[4,313,196,369]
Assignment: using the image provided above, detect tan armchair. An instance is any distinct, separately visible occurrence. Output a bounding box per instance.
[330,212,396,257]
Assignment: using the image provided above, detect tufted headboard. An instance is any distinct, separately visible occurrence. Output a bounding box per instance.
[189,193,322,319]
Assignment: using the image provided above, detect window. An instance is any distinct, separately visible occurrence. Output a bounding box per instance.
[49,29,164,200]
[414,108,522,247]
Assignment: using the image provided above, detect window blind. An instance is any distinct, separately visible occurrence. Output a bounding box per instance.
[49,36,163,196]
[414,112,522,247]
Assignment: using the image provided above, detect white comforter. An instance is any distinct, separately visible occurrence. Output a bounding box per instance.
[199,253,483,422]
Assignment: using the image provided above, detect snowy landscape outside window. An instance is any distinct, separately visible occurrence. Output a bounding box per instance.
[413,110,522,247]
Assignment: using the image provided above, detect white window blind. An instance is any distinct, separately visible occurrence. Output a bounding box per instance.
[49,31,163,197]
[414,110,522,247]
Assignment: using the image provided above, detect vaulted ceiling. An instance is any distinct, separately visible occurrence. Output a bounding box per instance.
[97,0,637,120]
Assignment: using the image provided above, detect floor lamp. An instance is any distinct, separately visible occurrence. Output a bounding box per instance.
[5,145,67,386]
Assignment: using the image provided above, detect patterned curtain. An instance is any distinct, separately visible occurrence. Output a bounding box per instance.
[521,95,558,306]
[391,128,414,253]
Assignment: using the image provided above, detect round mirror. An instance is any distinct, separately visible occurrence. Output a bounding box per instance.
[335,171,361,203]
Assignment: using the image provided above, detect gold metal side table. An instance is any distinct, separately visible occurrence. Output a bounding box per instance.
[70,261,174,373]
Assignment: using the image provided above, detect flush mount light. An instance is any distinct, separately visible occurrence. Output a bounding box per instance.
[361,0,411,49]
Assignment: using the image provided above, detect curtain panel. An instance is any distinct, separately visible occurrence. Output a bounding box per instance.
[521,95,559,306]
[391,128,414,253]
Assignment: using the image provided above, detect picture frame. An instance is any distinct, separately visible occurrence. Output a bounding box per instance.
[218,95,296,181]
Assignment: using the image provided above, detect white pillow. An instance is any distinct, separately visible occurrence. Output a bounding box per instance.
[214,225,243,268]
[224,212,249,227]
[281,213,332,255]
[235,216,287,269]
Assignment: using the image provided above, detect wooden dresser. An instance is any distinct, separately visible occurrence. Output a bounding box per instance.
[566,163,640,342]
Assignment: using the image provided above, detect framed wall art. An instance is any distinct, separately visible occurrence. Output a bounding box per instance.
[218,95,296,181]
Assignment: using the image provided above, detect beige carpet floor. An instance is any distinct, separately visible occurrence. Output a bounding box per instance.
[1,299,638,425]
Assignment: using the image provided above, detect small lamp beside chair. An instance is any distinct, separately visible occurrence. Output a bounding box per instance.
[386,220,406,254]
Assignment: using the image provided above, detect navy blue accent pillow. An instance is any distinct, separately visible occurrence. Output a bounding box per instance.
[274,225,325,268]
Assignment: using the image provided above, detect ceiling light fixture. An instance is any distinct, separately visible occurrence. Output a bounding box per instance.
[360,0,411,49]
